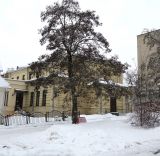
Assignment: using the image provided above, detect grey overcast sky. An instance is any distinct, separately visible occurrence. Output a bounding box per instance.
[0,0,160,72]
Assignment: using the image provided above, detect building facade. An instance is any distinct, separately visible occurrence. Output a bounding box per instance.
[0,76,10,114]
[3,67,126,115]
[137,30,160,105]
[137,31,159,68]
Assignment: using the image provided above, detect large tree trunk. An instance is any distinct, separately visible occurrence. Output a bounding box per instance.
[71,87,78,124]
[67,51,78,124]
[99,94,103,114]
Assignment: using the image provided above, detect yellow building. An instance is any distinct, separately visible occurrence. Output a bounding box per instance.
[3,66,126,115]
[137,31,159,68]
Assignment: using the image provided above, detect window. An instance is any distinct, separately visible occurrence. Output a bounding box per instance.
[42,90,47,106]
[36,73,39,78]
[36,91,40,106]
[17,76,19,80]
[4,91,9,106]
[30,92,34,106]
[29,73,32,80]
[22,75,25,80]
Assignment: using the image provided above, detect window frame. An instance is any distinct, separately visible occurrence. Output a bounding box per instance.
[4,91,9,106]
[36,91,40,106]
[42,90,47,106]
[30,92,34,106]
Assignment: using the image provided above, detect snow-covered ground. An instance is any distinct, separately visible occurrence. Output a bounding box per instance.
[0,114,160,156]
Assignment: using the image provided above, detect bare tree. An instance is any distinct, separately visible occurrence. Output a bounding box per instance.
[128,29,160,127]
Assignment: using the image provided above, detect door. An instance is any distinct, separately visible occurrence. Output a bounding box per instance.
[110,97,117,112]
[15,91,23,111]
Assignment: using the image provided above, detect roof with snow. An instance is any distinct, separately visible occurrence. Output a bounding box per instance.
[88,79,127,87]
[0,76,10,88]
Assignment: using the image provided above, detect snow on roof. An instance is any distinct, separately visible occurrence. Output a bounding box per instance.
[0,76,10,88]
[6,66,27,73]
[99,80,127,87]
[88,79,126,87]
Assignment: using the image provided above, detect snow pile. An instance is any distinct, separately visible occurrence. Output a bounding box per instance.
[0,114,160,156]
[81,113,119,122]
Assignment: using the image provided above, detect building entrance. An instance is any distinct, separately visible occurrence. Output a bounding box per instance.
[15,91,23,111]
[110,97,117,112]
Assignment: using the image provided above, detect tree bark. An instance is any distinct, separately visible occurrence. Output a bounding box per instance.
[71,87,78,124]
[99,94,103,114]
[67,50,78,124]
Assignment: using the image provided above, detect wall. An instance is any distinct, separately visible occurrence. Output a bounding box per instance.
[5,67,126,115]
[6,68,28,80]
[0,88,6,114]
[137,33,158,68]
[4,79,27,115]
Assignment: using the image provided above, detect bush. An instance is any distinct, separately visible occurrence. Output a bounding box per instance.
[132,102,160,128]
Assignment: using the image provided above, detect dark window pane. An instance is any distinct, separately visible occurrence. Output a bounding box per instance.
[30,92,34,106]
[36,91,40,106]
[22,75,25,80]
[29,73,32,80]
[42,90,47,106]
[4,91,9,106]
